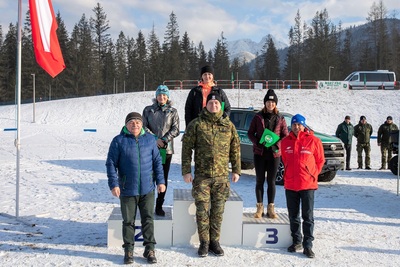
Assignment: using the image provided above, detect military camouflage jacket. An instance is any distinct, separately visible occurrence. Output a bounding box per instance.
[181,108,241,178]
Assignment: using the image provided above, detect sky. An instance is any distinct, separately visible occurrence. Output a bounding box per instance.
[0,88,400,266]
[1,0,400,50]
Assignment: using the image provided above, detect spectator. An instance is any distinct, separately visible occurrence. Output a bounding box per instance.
[142,85,180,216]
[106,112,165,264]
[247,89,288,219]
[281,114,325,259]
[184,65,231,127]
[377,116,398,170]
[182,92,241,257]
[335,115,354,170]
[354,116,373,169]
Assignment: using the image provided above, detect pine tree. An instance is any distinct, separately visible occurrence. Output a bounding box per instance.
[213,32,230,80]
[147,25,162,90]
[115,31,128,93]
[162,12,181,81]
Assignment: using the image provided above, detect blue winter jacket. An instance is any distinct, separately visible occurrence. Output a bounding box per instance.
[106,127,165,197]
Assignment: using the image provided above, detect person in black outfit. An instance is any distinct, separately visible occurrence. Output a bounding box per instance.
[247,89,288,219]
[184,65,231,127]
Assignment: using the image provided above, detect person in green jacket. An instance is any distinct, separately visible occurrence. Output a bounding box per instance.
[335,115,354,170]
[377,116,399,170]
[182,92,241,258]
[354,115,373,169]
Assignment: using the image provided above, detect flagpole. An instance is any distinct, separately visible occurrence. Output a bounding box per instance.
[15,0,22,218]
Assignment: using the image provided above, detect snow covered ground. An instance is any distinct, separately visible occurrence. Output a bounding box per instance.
[0,88,399,266]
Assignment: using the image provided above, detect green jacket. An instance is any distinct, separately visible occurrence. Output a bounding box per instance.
[335,121,354,145]
[181,108,241,178]
[377,122,398,145]
[354,122,373,144]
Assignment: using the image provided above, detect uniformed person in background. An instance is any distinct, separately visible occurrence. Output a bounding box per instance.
[182,92,241,258]
[354,115,373,169]
[377,116,398,170]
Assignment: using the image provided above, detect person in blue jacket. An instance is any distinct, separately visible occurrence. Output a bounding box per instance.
[106,112,165,264]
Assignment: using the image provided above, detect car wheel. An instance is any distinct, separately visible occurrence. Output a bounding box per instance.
[241,161,254,170]
[275,161,284,186]
[318,170,337,182]
[389,155,398,175]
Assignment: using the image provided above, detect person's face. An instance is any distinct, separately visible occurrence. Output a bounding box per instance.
[265,100,276,112]
[156,94,168,105]
[361,118,366,124]
[126,119,142,137]
[202,72,214,84]
[291,123,305,136]
[345,118,351,124]
[206,100,221,113]
[387,118,392,124]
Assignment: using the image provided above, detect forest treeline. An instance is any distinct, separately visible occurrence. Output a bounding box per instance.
[0,1,399,103]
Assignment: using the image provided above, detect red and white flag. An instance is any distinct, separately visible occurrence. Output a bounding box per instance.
[29,0,65,78]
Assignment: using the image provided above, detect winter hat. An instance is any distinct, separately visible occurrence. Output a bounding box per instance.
[201,65,214,76]
[264,89,278,104]
[360,115,366,121]
[155,85,170,98]
[125,112,142,124]
[387,116,393,120]
[345,115,351,120]
[291,114,307,127]
[206,92,222,104]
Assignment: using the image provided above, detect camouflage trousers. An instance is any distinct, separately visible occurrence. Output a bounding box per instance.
[357,143,371,168]
[192,176,230,243]
[380,144,392,168]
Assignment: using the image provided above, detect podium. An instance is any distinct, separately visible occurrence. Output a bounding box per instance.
[107,206,173,248]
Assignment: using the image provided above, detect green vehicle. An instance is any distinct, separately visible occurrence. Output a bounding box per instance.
[230,108,345,185]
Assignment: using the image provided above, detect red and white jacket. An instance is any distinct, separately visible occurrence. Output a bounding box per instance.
[281,130,325,191]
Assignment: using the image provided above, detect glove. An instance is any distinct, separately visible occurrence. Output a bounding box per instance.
[271,145,279,153]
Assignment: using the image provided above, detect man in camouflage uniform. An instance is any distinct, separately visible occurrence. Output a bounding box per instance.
[377,116,399,170]
[354,115,373,169]
[182,92,241,258]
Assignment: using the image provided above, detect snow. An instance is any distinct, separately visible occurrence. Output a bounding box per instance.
[1,88,400,266]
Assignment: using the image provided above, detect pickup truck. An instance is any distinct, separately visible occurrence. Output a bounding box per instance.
[230,108,345,185]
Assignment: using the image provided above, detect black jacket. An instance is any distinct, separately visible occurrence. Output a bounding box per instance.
[184,85,231,127]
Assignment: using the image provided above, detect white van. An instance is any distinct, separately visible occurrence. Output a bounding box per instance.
[344,70,397,89]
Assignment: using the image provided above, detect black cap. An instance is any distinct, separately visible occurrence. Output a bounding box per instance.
[264,89,278,104]
[345,115,350,120]
[360,115,366,121]
[387,116,393,120]
[201,65,214,76]
[206,92,222,104]
[125,112,142,124]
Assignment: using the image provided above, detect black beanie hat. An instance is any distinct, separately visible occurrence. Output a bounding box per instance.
[206,92,222,104]
[264,89,278,104]
[201,65,214,76]
[125,112,142,124]
[360,115,366,121]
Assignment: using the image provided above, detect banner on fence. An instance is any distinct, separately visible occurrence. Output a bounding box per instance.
[318,81,349,90]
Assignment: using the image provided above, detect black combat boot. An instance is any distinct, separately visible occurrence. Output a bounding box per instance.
[155,198,165,216]
[209,240,224,256]
[123,249,134,264]
[198,241,209,257]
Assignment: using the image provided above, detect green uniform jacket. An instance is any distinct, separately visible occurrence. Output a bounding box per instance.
[181,108,241,177]
[354,122,373,144]
[377,122,399,146]
[335,121,354,145]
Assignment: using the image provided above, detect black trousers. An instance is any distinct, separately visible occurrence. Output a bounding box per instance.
[285,189,315,249]
[157,154,172,201]
[254,152,280,203]
[344,143,352,168]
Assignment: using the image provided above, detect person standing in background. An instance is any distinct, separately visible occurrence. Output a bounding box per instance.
[247,89,288,219]
[142,85,180,216]
[354,116,373,170]
[377,116,398,170]
[335,115,354,170]
[184,65,231,127]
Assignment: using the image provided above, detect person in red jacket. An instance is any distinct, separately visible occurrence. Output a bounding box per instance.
[281,114,325,259]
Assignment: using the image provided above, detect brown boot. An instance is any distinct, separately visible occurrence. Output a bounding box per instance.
[254,203,264,218]
[266,203,278,219]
